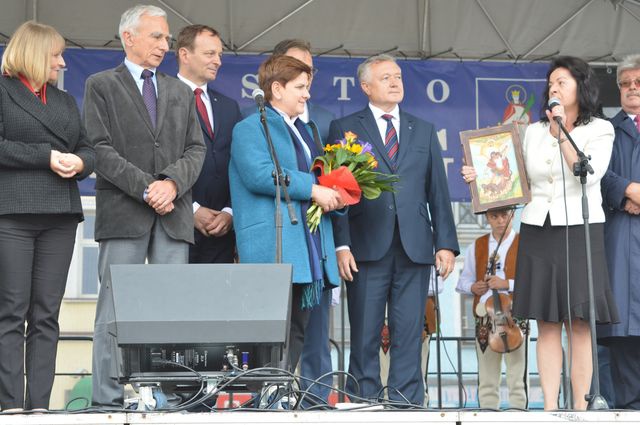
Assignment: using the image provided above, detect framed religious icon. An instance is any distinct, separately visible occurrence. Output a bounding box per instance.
[460,123,530,214]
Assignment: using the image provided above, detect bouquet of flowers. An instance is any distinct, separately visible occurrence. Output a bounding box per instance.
[306,131,399,232]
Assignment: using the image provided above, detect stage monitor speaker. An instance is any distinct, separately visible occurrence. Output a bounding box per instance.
[106,263,292,381]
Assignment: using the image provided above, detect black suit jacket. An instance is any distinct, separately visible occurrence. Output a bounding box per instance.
[329,107,459,264]
[190,87,241,262]
[0,76,94,218]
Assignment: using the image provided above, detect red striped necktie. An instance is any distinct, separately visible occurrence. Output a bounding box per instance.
[194,88,213,139]
[382,114,398,169]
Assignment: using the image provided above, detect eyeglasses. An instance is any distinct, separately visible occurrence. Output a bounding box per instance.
[618,78,640,89]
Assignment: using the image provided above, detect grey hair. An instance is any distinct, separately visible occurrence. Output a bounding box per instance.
[617,54,640,83]
[357,54,397,84]
[118,4,167,49]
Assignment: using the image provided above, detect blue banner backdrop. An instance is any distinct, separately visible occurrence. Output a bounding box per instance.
[4,47,552,200]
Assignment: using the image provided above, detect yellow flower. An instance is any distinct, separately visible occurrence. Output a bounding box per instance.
[350,144,363,154]
[344,131,358,143]
[332,143,343,150]
[324,144,333,152]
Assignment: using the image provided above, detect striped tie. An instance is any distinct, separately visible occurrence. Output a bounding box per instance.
[382,114,398,169]
[635,115,640,134]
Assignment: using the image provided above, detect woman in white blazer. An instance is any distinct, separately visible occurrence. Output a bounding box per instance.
[462,56,618,410]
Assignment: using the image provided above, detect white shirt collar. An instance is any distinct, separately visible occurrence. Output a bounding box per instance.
[124,58,156,80]
[176,74,209,100]
[369,103,399,121]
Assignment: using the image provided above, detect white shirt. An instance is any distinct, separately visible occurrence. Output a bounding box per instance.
[177,73,215,133]
[456,230,516,304]
[176,74,232,217]
[272,105,312,161]
[520,119,613,226]
[124,58,158,97]
[369,103,400,144]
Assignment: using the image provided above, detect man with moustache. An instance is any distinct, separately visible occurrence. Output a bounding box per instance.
[599,53,640,409]
[328,54,458,406]
[83,4,205,407]
[176,25,241,264]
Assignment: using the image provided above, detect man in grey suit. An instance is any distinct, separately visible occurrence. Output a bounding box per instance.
[329,54,459,406]
[83,4,205,407]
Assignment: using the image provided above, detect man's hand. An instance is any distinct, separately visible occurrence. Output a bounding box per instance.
[146,180,178,210]
[194,207,218,236]
[471,280,489,296]
[206,211,233,237]
[625,182,640,205]
[155,201,175,216]
[435,249,455,279]
[311,184,343,212]
[337,249,358,281]
[625,197,640,215]
[486,275,509,290]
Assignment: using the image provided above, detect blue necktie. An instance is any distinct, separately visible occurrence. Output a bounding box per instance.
[141,69,157,128]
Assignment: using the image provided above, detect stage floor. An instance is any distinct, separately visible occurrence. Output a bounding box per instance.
[2,410,639,425]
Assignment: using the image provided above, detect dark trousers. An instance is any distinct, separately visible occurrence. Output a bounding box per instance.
[299,289,333,403]
[346,227,430,405]
[0,214,77,410]
[286,284,311,373]
[608,336,640,409]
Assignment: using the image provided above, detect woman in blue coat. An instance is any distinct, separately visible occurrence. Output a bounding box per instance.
[229,54,343,372]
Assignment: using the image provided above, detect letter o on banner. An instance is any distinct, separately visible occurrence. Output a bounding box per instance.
[426,79,450,103]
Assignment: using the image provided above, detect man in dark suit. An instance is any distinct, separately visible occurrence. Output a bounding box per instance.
[599,53,640,409]
[83,4,205,407]
[176,24,241,264]
[329,54,459,405]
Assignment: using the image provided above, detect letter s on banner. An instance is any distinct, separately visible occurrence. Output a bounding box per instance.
[426,79,450,103]
[241,74,259,99]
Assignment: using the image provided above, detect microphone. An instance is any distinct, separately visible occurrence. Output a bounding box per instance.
[252,88,265,110]
[548,97,563,124]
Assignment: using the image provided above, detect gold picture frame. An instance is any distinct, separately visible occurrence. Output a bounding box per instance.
[460,123,531,214]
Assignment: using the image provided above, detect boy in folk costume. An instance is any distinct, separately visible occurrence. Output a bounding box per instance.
[456,207,529,409]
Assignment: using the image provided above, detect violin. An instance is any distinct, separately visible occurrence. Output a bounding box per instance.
[484,210,523,354]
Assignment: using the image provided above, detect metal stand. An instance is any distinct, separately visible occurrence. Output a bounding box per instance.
[555,119,608,410]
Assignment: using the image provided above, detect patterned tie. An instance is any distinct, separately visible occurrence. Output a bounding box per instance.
[141,69,157,128]
[194,88,213,139]
[382,114,398,169]
[635,115,640,134]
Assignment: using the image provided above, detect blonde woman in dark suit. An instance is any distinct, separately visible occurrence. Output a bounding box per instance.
[0,21,94,412]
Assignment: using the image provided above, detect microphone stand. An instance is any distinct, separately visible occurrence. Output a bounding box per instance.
[257,104,299,263]
[258,104,298,380]
[554,119,608,410]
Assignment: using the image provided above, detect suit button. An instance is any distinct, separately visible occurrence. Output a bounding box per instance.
[546,159,551,165]
[388,205,394,210]
[154,142,160,147]
[552,142,558,147]
[548,177,553,183]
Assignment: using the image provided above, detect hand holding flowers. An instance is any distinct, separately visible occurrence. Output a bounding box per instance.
[306,131,399,232]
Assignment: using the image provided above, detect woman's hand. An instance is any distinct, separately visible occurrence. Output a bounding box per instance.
[59,153,85,174]
[546,103,566,140]
[50,150,77,178]
[461,165,477,184]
